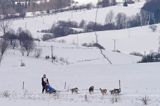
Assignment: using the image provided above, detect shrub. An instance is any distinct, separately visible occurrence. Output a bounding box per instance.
[140,96,150,105]
[2,90,10,98]
[51,25,76,37]
[139,52,160,63]
[130,52,143,57]
[93,43,105,50]
[149,25,157,32]
[82,42,105,50]
[123,1,128,7]
[42,34,54,41]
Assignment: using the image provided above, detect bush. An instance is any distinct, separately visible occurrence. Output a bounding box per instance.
[50,21,79,37]
[139,52,160,63]
[42,34,54,41]
[82,42,105,50]
[2,90,10,98]
[86,22,105,32]
[149,25,157,32]
[140,96,150,105]
[123,1,128,7]
[130,52,143,57]
[93,43,105,50]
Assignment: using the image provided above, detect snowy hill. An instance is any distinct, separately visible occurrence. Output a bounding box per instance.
[1,44,160,106]
[6,0,150,54]
[8,0,145,38]
[1,0,160,106]
[56,24,160,54]
[74,0,145,5]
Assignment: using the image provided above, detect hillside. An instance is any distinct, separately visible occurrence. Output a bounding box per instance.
[1,43,160,106]
[5,0,145,38]
[5,0,153,54]
[1,0,160,106]
[56,24,160,54]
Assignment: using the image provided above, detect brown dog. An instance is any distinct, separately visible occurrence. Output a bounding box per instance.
[100,88,107,95]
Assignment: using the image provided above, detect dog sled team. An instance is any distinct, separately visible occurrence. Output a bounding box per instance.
[71,86,121,95]
[41,74,121,95]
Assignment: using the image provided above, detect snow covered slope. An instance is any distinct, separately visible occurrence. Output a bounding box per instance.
[0,46,160,106]
[1,1,160,106]
[56,24,160,54]
[4,0,150,54]
[6,0,145,38]
[74,0,145,5]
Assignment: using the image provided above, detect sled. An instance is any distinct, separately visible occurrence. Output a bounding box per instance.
[46,84,57,94]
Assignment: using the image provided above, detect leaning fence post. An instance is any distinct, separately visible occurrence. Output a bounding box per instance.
[22,81,24,90]
[64,82,66,89]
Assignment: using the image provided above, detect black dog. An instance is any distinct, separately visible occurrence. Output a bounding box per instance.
[110,88,121,95]
[89,86,94,94]
[70,87,79,94]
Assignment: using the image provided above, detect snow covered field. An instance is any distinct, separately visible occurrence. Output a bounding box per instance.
[1,0,160,106]
[1,36,160,106]
[0,42,160,106]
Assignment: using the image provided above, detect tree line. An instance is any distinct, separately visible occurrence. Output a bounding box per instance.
[0,27,36,64]
[0,0,73,19]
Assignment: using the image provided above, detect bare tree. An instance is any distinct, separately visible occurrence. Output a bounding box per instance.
[0,0,9,17]
[4,29,18,49]
[105,10,114,24]
[0,20,11,35]
[22,39,35,56]
[0,39,8,64]
[115,13,127,29]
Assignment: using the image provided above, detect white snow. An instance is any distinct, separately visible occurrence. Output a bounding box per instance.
[1,0,160,106]
[0,47,160,106]
[56,25,160,54]
[3,0,145,38]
